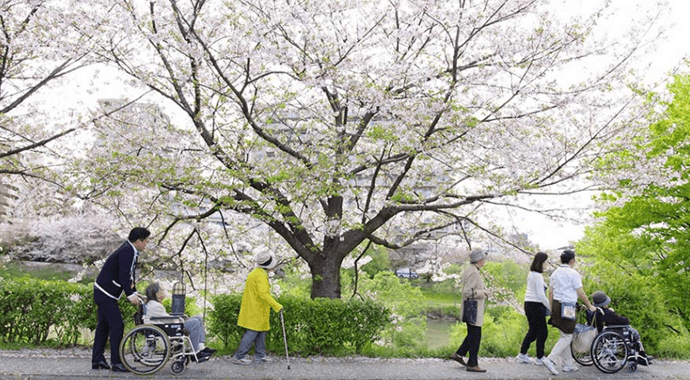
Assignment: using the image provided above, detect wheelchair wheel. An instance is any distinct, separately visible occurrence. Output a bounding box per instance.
[592,330,628,374]
[119,325,170,375]
[171,358,186,375]
[570,343,593,366]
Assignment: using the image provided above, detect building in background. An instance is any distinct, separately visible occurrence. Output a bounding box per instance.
[0,182,17,223]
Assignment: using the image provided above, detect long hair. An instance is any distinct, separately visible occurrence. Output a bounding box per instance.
[145,282,161,302]
[530,252,549,273]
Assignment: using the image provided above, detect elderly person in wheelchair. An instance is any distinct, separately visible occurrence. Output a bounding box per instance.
[144,282,215,359]
[590,291,652,367]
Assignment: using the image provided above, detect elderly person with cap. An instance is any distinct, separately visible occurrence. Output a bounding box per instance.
[450,248,489,373]
[542,250,596,376]
[591,290,651,366]
[231,250,283,365]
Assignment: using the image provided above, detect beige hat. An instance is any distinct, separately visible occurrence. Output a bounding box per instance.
[469,248,487,264]
[255,250,277,270]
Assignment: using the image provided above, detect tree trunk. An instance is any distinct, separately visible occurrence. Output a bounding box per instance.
[309,254,343,299]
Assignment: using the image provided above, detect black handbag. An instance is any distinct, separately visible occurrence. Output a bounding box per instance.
[462,289,478,324]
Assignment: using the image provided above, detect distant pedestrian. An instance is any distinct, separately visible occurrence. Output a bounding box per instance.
[231,250,283,365]
[91,227,151,373]
[541,250,596,376]
[450,248,488,373]
[516,252,551,365]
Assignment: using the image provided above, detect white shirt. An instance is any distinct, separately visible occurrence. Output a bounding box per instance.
[524,271,550,309]
[550,264,583,304]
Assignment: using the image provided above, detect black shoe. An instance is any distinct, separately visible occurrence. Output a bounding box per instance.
[191,351,211,363]
[111,363,128,372]
[195,355,210,363]
[201,347,217,354]
[91,360,110,370]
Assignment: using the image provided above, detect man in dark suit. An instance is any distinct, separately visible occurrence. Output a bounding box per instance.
[91,227,151,372]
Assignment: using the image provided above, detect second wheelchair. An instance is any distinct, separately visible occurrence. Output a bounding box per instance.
[570,308,651,373]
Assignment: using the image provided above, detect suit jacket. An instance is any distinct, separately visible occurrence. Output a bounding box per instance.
[459,263,487,326]
[94,241,138,300]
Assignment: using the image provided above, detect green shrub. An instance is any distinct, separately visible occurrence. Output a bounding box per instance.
[208,294,389,356]
[0,276,96,345]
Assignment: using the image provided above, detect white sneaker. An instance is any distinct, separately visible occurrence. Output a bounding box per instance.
[534,357,544,366]
[516,353,531,363]
[563,364,579,372]
[255,356,273,363]
[543,357,559,375]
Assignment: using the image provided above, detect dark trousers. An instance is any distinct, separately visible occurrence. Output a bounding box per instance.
[92,289,124,365]
[456,323,482,367]
[520,301,549,358]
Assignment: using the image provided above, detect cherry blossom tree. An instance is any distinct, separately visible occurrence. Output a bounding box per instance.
[70,0,664,298]
[0,0,113,180]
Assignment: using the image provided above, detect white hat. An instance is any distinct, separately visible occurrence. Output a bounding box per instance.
[255,250,277,269]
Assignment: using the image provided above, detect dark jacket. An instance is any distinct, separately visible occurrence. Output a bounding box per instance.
[594,307,630,332]
[94,241,138,300]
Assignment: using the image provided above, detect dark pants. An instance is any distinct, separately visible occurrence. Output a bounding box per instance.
[456,323,482,367]
[92,289,124,365]
[520,301,549,358]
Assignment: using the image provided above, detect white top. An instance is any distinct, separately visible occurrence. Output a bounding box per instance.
[144,300,183,324]
[524,271,550,309]
[549,264,583,304]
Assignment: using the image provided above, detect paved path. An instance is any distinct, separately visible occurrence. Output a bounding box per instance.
[1,349,690,380]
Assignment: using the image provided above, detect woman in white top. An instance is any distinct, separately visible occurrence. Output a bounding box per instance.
[517,252,551,365]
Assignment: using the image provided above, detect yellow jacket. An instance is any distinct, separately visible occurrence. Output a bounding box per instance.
[237,268,283,331]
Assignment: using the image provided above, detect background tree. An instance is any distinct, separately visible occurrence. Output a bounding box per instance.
[71,0,662,298]
[582,72,690,328]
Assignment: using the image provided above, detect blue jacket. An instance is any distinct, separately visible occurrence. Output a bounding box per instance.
[94,241,138,300]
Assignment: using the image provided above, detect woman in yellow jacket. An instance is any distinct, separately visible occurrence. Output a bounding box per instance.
[231,251,283,365]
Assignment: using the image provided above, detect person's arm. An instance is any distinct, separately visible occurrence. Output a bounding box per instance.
[256,272,283,312]
[576,287,596,312]
[117,245,139,303]
[534,275,550,310]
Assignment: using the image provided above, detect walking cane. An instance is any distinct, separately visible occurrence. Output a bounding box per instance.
[280,309,290,370]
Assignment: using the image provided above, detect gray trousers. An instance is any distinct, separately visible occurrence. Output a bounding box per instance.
[234,329,267,360]
[185,316,205,351]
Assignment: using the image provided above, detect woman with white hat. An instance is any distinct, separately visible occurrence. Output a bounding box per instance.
[231,250,283,365]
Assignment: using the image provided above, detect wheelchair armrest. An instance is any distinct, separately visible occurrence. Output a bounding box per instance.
[149,316,184,322]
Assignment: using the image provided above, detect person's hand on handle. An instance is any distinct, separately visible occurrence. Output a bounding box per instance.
[127,293,141,305]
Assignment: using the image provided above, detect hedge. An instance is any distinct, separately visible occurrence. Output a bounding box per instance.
[1,277,390,355]
[0,277,97,345]
[208,294,390,356]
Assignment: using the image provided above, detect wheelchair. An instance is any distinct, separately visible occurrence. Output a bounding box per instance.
[118,298,208,375]
[570,308,650,374]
